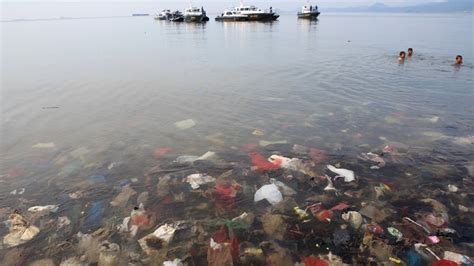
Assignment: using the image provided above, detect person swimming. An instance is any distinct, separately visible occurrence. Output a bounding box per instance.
[455,55,463,65]
[399,51,406,61]
[407,48,413,57]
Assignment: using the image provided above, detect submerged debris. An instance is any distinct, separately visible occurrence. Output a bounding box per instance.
[3,211,40,247]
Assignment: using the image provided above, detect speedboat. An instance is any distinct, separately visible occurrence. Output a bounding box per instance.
[215,9,248,21]
[183,6,209,22]
[217,1,279,21]
[154,9,171,20]
[297,4,320,19]
[169,10,184,22]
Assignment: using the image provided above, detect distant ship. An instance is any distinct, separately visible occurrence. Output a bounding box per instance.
[297,4,320,19]
[183,6,210,22]
[215,1,279,22]
[154,9,171,20]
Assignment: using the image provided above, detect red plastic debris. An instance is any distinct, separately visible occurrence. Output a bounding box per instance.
[308,203,324,215]
[214,181,239,211]
[330,202,350,211]
[366,224,384,234]
[316,210,333,222]
[153,147,172,160]
[431,259,458,266]
[302,256,329,266]
[249,152,279,172]
[308,203,334,222]
[209,226,239,265]
[383,145,396,154]
[131,209,150,228]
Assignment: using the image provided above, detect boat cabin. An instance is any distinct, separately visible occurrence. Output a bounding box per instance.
[235,6,260,12]
[185,7,204,15]
[301,5,318,13]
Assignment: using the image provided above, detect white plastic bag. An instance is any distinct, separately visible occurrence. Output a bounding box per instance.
[254,184,283,205]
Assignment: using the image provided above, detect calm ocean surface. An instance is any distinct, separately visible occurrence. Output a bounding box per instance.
[1,2,474,264]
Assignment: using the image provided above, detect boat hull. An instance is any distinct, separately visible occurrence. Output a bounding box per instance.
[215,16,249,21]
[170,17,184,22]
[297,12,320,19]
[246,13,279,21]
[184,15,209,22]
[155,15,169,20]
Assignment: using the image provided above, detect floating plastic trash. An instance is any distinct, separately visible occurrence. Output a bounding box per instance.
[387,227,403,240]
[270,178,296,196]
[130,204,152,231]
[447,184,458,192]
[138,224,176,255]
[268,155,315,177]
[323,175,336,191]
[403,249,422,266]
[252,129,264,136]
[164,259,184,266]
[259,140,287,147]
[431,259,458,266]
[249,152,279,172]
[294,207,310,220]
[327,165,355,182]
[359,152,386,169]
[57,216,71,229]
[98,241,120,266]
[9,188,25,195]
[32,142,55,148]
[28,205,59,213]
[174,119,196,130]
[3,211,40,247]
[342,211,363,229]
[208,238,233,266]
[254,184,283,205]
[186,173,215,189]
[443,251,473,265]
[301,256,329,266]
[110,185,137,207]
[85,201,104,229]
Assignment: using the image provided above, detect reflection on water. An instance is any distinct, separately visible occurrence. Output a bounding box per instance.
[1,10,474,265]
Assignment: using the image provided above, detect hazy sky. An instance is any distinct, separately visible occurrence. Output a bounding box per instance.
[1,0,448,7]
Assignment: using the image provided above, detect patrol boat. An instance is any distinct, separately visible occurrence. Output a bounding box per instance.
[297,4,320,19]
[216,1,279,21]
[155,9,172,20]
[183,6,210,22]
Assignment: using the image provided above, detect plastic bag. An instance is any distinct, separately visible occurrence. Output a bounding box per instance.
[254,184,283,205]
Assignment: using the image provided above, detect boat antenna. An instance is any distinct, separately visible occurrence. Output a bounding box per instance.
[239,0,243,7]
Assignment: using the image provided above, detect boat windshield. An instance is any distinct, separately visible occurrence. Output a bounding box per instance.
[187,8,201,12]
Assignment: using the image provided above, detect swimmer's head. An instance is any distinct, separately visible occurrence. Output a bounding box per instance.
[399,51,406,60]
[455,55,463,65]
[407,48,413,56]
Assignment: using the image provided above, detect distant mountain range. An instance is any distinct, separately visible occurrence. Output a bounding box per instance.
[324,0,473,13]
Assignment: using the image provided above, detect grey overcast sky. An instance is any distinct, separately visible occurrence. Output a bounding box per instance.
[0,0,452,10]
[2,0,449,7]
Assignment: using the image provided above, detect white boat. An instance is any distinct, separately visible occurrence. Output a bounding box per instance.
[183,6,209,22]
[297,4,320,19]
[216,1,279,21]
[215,9,249,21]
[155,9,172,20]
